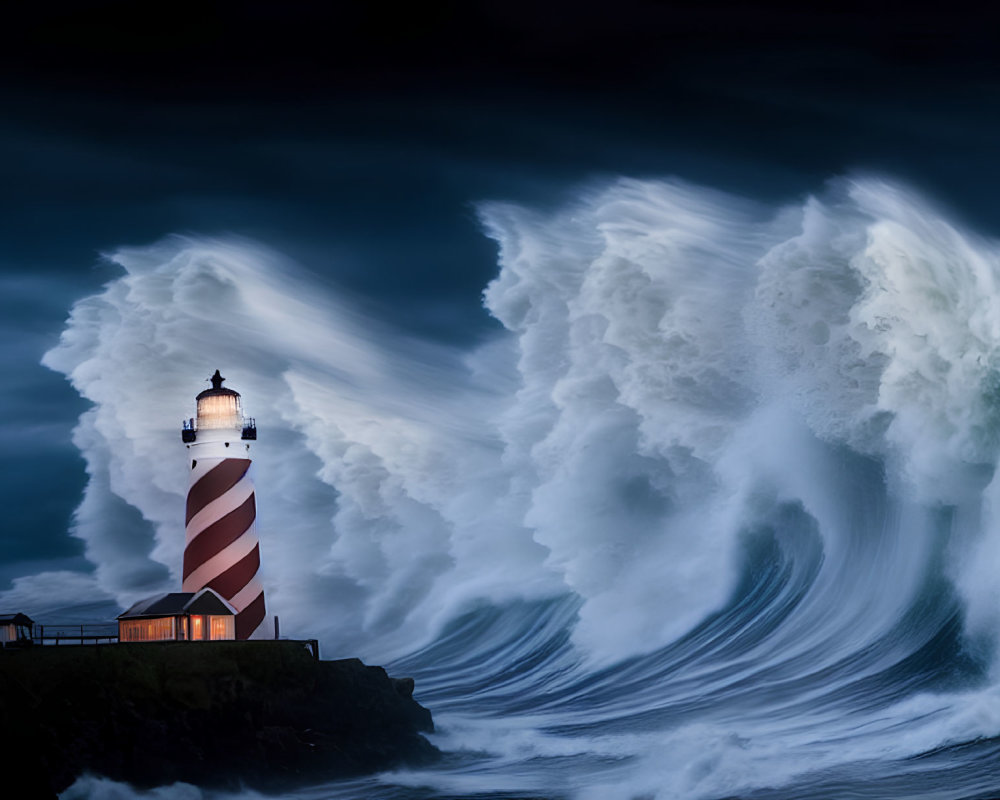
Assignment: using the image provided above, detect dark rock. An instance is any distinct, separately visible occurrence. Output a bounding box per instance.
[0,641,439,796]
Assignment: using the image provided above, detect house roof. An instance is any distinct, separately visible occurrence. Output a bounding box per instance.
[119,593,190,618]
[185,589,236,616]
[0,612,33,626]
[118,588,235,620]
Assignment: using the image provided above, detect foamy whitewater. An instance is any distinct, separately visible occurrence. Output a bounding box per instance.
[30,176,1000,798]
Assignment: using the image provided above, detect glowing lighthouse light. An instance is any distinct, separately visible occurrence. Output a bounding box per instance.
[180,370,266,639]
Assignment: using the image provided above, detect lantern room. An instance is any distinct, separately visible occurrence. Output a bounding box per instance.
[181,370,256,442]
[196,369,243,430]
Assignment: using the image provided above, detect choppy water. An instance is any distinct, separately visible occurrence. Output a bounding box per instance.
[43,176,1000,799]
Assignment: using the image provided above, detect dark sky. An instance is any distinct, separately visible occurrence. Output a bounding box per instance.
[2,2,999,587]
[4,3,999,286]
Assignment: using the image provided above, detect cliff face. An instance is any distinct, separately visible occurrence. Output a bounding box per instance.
[0,641,438,798]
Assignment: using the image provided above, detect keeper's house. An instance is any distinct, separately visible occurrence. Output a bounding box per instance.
[118,588,236,642]
[0,613,33,647]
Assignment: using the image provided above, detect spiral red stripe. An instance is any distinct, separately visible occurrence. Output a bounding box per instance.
[182,455,266,639]
[206,543,261,600]
[182,493,256,580]
[235,591,266,640]
[186,459,251,524]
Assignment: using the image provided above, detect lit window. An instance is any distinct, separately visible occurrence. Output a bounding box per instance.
[209,615,234,640]
[120,617,175,642]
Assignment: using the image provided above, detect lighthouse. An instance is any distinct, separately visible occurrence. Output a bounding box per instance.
[180,370,266,639]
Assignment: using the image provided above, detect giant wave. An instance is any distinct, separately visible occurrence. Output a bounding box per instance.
[38,176,1000,799]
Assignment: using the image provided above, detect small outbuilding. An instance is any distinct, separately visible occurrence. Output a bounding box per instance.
[118,588,236,642]
[0,613,34,647]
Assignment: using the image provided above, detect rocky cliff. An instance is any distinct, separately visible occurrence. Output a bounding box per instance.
[0,641,438,798]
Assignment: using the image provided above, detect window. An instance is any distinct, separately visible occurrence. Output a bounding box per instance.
[209,615,234,640]
[120,617,176,642]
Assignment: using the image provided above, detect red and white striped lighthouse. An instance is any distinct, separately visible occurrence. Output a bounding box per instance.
[180,370,266,639]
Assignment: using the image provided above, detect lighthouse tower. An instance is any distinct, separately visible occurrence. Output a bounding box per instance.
[180,370,266,639]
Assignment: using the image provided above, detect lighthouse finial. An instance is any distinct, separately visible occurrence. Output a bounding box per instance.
[209,369,225,390]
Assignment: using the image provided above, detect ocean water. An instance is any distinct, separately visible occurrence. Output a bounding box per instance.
[43,176,1000,799]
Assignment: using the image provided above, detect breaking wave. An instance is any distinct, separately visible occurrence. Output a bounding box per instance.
[46,176,1000,798]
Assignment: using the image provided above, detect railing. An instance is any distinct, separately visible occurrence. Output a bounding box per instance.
[25,625,317,657]
[241,418,256,440]
[33,623,119,645]
[182,417,257,443]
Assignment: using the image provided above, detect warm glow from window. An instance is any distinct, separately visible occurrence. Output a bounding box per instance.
[209,615,234,640]
[119,614,232,642]
[197,394,242,429]
[120,617,176,642]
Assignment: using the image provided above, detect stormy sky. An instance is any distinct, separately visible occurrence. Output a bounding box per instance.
[2,2,998,608]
